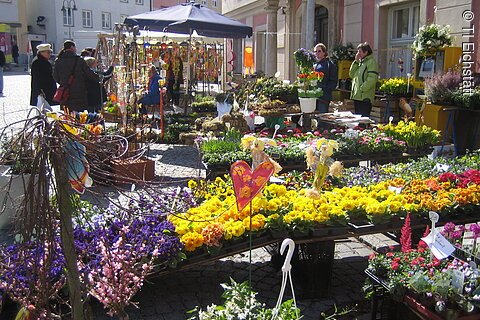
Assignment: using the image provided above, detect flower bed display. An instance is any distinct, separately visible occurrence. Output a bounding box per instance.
[170,165,480,253]
[366,221,480,319]
[198,124,440,173]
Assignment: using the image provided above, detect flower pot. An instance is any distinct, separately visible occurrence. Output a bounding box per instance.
[299,97,316,113]
[111,157,155,185]
[454,108,480,155]
[415,104,452,140]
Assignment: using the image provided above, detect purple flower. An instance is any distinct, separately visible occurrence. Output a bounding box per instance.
[443,222,456,233]
[470,223,480,239]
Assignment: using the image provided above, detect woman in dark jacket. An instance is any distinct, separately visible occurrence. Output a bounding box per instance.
[313,43,338,113]
[53,40,99,112]
[30,43,57,106]
[84,57,113,112]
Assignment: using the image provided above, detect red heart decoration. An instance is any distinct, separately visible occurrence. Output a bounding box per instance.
[230,160,274,212]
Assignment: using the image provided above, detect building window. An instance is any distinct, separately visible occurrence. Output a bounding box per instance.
[102,12,111,29]
[120,14,128,23]
[63,7,73,26]
[212,0,217,7]
[82,10,92,28]
[201,0,207,5]
[387,2,420,78]
[135,0,143,4]
[392,4,420,40]
[120,0,128,2]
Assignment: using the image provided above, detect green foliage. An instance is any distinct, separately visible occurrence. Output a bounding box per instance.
[192,96,217,112]
[187,278,302,320]
[452,88,480,110]
[163,122,190,144]
[330,43,356,63]
[236,76,298,106]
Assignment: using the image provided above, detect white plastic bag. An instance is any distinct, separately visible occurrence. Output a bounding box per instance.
[216,98,232,119]
[37,94,52,112]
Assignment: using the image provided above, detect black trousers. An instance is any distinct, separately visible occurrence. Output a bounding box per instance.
[354,99,372,117]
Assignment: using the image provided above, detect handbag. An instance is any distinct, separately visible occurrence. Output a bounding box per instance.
[53,57,78,104]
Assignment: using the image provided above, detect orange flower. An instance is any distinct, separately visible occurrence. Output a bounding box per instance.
[109,94,117,103]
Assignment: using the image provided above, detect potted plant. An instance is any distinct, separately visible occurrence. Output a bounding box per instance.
[293,48,324,113]
[331,42,356,83]
[412,24,453,58]
[418,70,462,140]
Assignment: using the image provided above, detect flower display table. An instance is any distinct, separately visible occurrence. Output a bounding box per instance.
[365,268,480,320]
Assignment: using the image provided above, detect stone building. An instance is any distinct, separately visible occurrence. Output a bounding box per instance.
[224,0,480,81]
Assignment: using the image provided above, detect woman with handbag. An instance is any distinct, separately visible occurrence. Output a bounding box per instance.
[53,40,99,112]
[30,43,57,107]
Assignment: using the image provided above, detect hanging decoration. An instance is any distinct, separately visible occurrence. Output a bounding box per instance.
[230,160,275,212]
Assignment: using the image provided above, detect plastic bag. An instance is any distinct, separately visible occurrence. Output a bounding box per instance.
[216,98,232,119]
[37,94,52,112]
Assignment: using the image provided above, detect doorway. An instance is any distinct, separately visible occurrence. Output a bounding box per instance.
[314,6,328,46]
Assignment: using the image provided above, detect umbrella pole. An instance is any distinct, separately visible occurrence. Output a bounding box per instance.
[184,28,192,115]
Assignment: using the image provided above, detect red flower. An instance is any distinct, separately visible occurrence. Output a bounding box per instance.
[391,261,400,270]
[438,172,457,183]
[400,213,412,252]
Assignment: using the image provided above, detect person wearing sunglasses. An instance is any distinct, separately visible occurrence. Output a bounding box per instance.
[313,43,338,113]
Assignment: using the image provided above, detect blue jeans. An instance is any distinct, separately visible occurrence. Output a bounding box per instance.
[0,67,3,93]
[317,99,330,113]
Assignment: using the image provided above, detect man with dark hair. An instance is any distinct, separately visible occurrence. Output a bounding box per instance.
[53,40,99,111]
[12,42,19,64]
[349,42,378,117]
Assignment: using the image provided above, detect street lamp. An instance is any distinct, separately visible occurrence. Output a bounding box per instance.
[61,0,78,40]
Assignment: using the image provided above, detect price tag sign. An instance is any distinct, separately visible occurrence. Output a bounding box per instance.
[421,230,455,260]
[434,163,450,172]
[429,211,439,223]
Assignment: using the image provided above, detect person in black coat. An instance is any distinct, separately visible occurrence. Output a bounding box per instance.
[84,57,113,112]
[313,43,338,113]
[30,43,57,106]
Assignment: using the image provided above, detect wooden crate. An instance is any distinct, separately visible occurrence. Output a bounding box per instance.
[371,99,400,124]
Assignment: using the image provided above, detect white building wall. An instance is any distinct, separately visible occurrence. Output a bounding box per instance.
[435,0,471,47]
[27,0,150,52]
[343,0,362,45]
[0,0,20,23]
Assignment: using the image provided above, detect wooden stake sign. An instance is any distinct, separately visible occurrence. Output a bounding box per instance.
[230,160,274,212]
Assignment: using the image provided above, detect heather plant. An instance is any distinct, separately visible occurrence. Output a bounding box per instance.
[424,70,461,105]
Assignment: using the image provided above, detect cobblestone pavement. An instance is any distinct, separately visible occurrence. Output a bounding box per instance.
[0,70,376,319]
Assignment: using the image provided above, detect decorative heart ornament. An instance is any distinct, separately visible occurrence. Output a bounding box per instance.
[230,160,275,212]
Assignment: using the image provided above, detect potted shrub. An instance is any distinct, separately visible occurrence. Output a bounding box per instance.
[331,42,356,83]
[418,70,461,139]
[412,24,453,58]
